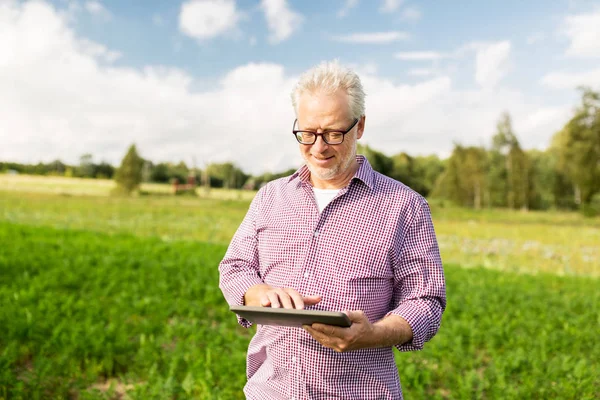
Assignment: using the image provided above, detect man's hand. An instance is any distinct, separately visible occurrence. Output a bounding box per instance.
[303,310,374,352]
[244,283,321,309]
[303,312,413,352]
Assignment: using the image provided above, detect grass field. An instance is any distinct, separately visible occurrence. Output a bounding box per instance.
[1,174,599,399]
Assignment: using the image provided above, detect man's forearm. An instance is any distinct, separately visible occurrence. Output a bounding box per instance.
[371,314,414,348]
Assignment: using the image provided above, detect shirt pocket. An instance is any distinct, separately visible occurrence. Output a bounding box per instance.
[256,222,307,286]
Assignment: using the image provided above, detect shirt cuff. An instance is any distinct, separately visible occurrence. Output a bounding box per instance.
[224,275,265,328]
[386,299,431,351]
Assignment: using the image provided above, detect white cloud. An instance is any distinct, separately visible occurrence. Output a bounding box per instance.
[0,1,571,175]
[332,31,409,44]
[380,0,402,13]
[526,32,544,45]
[400,6,421,21]
[562,10,600,57]
[337,0,359,18]
[260,0,303,44]
[395,51,445,61]
[474,41,511,89]
[84,1,111,20]
[540,68,600,89]
[407,68,435,77]
[178,0,240,41]
[518,107,572,135]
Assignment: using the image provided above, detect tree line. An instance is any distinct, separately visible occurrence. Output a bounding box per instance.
[2,88,598,214]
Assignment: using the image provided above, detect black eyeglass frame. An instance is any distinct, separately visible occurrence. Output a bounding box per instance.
[292,118,359,145]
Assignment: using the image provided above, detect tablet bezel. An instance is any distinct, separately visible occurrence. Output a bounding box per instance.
[230,305,352,328]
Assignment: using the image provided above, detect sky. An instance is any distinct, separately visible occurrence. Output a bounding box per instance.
[1,0,599,174]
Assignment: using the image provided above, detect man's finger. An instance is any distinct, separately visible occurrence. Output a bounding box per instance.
[311,323,343,337]
[284,288,305,309]
[267,292,281,308]
[260,294,271,307]
[273,288,294,309]
[304,325,340,350]
[304,325,327,342]
[303,295,322,306]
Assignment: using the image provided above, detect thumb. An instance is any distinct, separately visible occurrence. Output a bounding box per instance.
[344,310,366,322]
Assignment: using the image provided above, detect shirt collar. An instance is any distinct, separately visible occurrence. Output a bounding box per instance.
[287,155,375,190]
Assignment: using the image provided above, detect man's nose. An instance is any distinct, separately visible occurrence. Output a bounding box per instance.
[312,134,329,152]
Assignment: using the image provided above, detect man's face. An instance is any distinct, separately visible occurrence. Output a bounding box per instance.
[296,90,364,185]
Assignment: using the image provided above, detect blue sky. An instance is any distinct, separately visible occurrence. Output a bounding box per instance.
[1,0,600,174]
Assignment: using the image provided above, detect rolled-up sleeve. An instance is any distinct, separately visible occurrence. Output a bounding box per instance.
[218,190,265,327]
[387,198,446,351]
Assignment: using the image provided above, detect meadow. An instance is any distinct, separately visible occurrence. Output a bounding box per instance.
[1,174,599,399]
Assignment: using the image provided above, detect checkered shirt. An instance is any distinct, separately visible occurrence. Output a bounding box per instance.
[219,155,446,400]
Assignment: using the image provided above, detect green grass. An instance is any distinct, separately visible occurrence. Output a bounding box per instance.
[0,222,248,399]
[1,175,600,398]
[1,222,598,399]
[0,190,249,244]
[2,185,599,277]
[0,174,257,201]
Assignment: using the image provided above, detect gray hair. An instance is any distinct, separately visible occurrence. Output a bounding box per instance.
[291,60,366,120]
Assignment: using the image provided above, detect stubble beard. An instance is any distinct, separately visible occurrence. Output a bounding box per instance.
[305,145,357,182]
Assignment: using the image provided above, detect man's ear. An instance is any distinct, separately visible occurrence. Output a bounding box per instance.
[356,115,366,140]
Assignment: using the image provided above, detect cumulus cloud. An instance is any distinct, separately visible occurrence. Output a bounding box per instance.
[337,0,359,18]
[178,0,240,41]
[541,68,600,90]
[0,1,569,174]
[332,31,409,44]
[260,0,303,44]
[380,0,403,13]
[400,6,421,21]
[407,68,436,77]
[474,41,511,89]
[562,9,600,58]
[395,51,445,61]
[84,1,111,20]
[526,32,544,45]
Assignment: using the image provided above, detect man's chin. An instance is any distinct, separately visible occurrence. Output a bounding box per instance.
[306,163,337,180]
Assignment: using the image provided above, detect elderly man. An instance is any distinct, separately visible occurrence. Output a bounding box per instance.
[219,61,446,399]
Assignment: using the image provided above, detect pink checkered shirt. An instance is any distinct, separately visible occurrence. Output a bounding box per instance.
[219,156,446,400]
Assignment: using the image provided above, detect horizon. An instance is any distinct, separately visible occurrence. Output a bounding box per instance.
[1,0,599,175]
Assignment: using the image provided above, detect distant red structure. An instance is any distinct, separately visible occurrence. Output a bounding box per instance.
[172,175,197,194]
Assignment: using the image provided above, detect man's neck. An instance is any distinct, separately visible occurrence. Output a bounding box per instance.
[310,161,359,189]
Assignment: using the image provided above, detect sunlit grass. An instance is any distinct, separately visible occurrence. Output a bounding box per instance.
[0,173,257,201]
[1,174,599,277]
[2,174,599,399]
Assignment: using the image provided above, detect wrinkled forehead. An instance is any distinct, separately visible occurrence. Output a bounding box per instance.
[296,89,352,123]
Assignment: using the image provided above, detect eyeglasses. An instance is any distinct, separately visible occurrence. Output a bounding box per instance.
[292,118,359,145]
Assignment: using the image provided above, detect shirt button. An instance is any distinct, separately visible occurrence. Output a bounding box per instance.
[304,272,310,278]
[313,230,319,237]
[291,356,296,363]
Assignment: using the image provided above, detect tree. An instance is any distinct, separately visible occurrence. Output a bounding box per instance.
[206,162,249,189]
[114,144,144,194]
[433,144,487,208]
[79,153,95,178]
[358,144,394,176]
[554,88,600,208]
[490,112,531,210]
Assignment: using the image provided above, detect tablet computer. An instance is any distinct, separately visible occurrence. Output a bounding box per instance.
[230,305,352,328]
